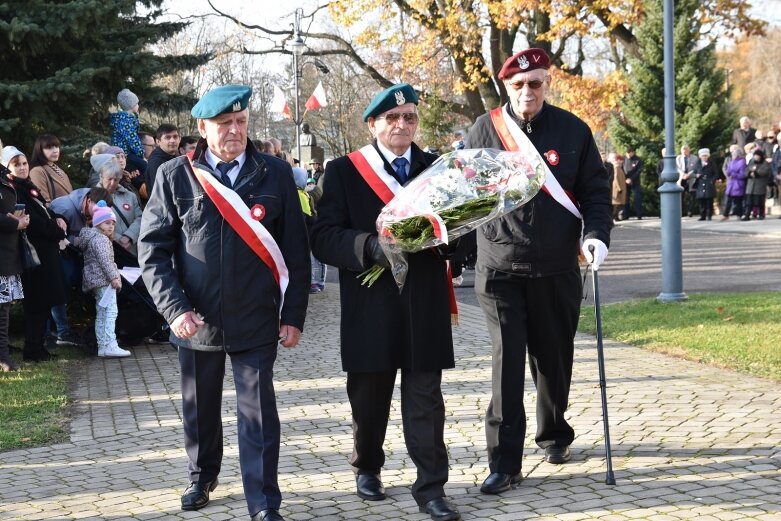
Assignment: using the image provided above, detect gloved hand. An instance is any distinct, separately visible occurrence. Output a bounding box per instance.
[364,235,391,269]
[582,238,608,271]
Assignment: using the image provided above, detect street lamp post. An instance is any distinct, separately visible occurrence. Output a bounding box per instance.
[289,8,307,165]
[657,0,687,303]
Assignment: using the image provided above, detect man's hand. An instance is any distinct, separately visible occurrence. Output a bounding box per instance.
[582,239,609,271]
[278,324,301,348]
[56,217,67,232]
[172,311,205,339]
[118,236,132,250]
[364,235,391,269]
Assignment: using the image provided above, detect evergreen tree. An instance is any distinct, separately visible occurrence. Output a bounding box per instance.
[609,0,735,216]
[0,0,209,181]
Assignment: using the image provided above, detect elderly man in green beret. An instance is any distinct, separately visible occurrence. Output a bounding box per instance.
[310,84,461,521]
[139,85,311,521]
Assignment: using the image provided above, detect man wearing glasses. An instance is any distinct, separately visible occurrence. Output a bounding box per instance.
[310,84,461,521]
[465,48,612,494]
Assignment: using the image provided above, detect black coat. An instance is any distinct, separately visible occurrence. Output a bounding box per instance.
[464,103,612,276]
[309,141,455,373]
[694,161,718,199]
[139,139,311,353]
[11,176,67,311]
[144,146,177,192]
[0,172,22,276]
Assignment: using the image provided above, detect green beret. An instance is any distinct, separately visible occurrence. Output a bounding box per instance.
[191,84,252,119]
[362,83,419,122]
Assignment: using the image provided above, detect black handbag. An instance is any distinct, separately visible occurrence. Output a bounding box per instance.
[19,232,41,270]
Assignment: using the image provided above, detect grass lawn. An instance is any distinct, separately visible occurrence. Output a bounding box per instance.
[579,292,781,381]
[0,340,85,452]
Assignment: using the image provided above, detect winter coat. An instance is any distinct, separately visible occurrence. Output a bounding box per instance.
[95,184,142,257]
[11,176,66,311]
[724,158,747,197]
[29,164,73,203]
[732,127,757,149]
[50,187,91,243]
[695,160,718,199]
[138,139,311,353]
[611,163,627,205]
[745,159,772,196]
[144,145,177,192]
[109,111,144,158]
[310,141,455,372]
[76,227,119,293]
[0,173,22,277]
[463,102,612,276]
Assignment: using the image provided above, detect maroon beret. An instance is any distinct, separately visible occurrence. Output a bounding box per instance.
[498,48,551,80]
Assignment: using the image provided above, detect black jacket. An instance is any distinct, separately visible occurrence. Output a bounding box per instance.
[694,160,718,199]
[464,102,612,276]
[144,146,178,192]
[0,171,22,277]
[138,139,310,352]
[11,176,67,311]
[309,141,455,372]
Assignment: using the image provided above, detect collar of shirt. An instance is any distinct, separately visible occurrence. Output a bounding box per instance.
[375,140,412,170]
[205,148,246,185]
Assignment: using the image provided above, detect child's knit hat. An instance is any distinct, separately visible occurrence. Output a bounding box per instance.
[117,89,139,111]
[92,200,116,227]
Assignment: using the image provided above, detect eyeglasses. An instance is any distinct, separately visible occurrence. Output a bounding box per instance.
[507,78,547,90]
[378,112,419,125]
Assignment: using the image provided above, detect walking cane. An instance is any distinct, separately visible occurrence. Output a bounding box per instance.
[589,245,616,485]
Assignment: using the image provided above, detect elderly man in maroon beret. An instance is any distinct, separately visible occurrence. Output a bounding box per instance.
[465,48,613,494]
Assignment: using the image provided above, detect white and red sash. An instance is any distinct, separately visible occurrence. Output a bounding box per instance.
[347,145,459,324]
[490,105,583,220]
[185,157,289,314]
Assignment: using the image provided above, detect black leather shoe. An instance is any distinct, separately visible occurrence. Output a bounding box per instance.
[181,478,218,511]
[480,472,522,494]
[356,473,386,501]
[251,509,284,521]
[419,497,461,521]
[544,445,571,464]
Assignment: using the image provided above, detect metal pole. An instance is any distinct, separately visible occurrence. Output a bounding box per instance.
[589,251,616,486]
[656,0,687,303]
[293,52,301,165]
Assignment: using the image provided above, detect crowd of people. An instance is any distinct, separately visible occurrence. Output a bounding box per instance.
[0,88,325,371]
[603,116,781,223]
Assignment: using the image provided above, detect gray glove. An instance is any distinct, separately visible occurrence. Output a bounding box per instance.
[364,235,391,269]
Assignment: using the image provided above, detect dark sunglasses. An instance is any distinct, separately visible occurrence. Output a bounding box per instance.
[378,112,419,125]
[508,78,547,90]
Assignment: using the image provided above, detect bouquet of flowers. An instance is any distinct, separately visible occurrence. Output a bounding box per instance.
[360,148,546,288]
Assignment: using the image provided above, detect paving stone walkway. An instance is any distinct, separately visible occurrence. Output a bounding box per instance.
[1,291,779,520]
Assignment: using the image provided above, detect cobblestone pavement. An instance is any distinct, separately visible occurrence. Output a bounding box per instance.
[1,290,780,520]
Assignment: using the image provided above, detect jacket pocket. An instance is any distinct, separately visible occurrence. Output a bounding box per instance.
[175,195,208,235]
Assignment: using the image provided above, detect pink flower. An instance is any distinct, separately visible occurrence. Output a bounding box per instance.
[463,167,477,179]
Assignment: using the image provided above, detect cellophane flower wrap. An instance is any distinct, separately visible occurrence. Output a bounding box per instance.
[375,148,546,288]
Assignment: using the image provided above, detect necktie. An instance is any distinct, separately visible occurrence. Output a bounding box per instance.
[216,160,238,188]
[392,157,409,184]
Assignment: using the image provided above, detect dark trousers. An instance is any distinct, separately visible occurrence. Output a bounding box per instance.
[723,196,744,217]
[684,191,699,216]
[699,198,714,219]
[346,370,448,506]
[23,305,49,360]
[624,184,643,218]
[179,345,281,516]
[744,194,765,218]
[475,267,580,474]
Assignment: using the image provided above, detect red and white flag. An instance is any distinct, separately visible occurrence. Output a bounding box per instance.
[270,85,292,120]
[305,81,328,110]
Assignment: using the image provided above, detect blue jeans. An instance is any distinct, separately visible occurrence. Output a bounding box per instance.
[50,255,81,336]
[94,286,118,350]
[311,254,327,289]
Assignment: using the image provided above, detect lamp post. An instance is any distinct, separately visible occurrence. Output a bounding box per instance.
[656,0,687,303]
[289,8,307,165]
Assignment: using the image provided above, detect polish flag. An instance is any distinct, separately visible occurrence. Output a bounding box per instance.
[270,85,292,120]
[305,81,328,110]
